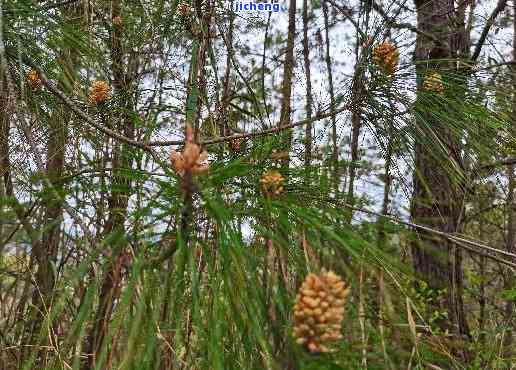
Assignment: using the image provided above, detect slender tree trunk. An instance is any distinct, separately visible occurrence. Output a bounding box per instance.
[275,0,296,289]
[345,42,365,221]
[322,0,338,195]
[503,1,516,355]
[376,119,394,368]
[410,0,470,351]
[302,0,313,170]
[278,0,296,154]
[0,79,39,367]
[478,227,486,347]
[84,1,136,367]
[275,1,296,366]
[28,105,69,364]
[0,79,11,252]
[346,109,362,207]
[220,0,234,139]
[0,80,9,259]
[26,4,81,364]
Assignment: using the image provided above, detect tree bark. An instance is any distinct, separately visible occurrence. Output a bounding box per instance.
[502,0,516,355]
[278,0,296,157]
[410,0,470,348]
[84,1,136,367]
[322,0,338,195]
[302,0,313,170]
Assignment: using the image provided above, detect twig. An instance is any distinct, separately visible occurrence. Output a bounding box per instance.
[8,49,352,151]
[148,104,351,147]
[340,202,516,267]
[371,0,445,47]
[471,0,509,61]
[5,50,162,160]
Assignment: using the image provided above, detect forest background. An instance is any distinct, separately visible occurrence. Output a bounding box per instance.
[1,0,516,369]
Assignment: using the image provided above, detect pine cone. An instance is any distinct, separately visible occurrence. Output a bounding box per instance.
[113,16,123,27]
[177,2,193,16]
[229,137,244,152]
[260,170,284,197]
[373,42,399,75]
[27,70,42,90]
[422,72,444,94]
[170,125,209,176]
[89,80,110,104]
[293,270,350,353]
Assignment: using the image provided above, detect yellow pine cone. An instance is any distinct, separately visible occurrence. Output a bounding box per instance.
[373,42,399,75]
[170,125,209,176]
[293,270,350,353]
[89,80,110,104]
[260,170,284,197]
[27,70,42,90]
[422,72,444,94]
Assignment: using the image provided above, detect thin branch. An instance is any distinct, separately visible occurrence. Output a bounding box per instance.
[40,72,159,157]
[371,0,444,46]
[7,51,161,160]
[480,157,516,170]
[471,0,509,61]
[149,104,351,147]
[324,0,365,39]
[12,49,352,151]
[341,202,516,266]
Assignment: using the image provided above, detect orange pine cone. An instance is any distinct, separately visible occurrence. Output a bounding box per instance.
[170,125,209,176]
[373,42,399,75]
[113,16,123,27]
[89,80,110,104]
[229,137,244,152]
[177,2,193,16]
[27,70,42,90]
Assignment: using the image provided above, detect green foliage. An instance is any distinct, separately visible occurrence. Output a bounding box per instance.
[2,1,516,369]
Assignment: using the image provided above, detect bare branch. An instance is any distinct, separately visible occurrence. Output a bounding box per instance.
[371,0,444,46]
[471,0,509,61]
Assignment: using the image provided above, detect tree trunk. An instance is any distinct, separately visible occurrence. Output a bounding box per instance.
[345,41,366,222]
[322,0,338,195]
[410,0,470,348]
[302,0,313,170]
[275,0,296,366]
[503,1,516,355]
[278,0,296,158]
[84,1,136,367]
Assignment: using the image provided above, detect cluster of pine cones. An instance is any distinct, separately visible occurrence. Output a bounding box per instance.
[373,41,399,75]
[26,70,112,105]
[293,270,350,353]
